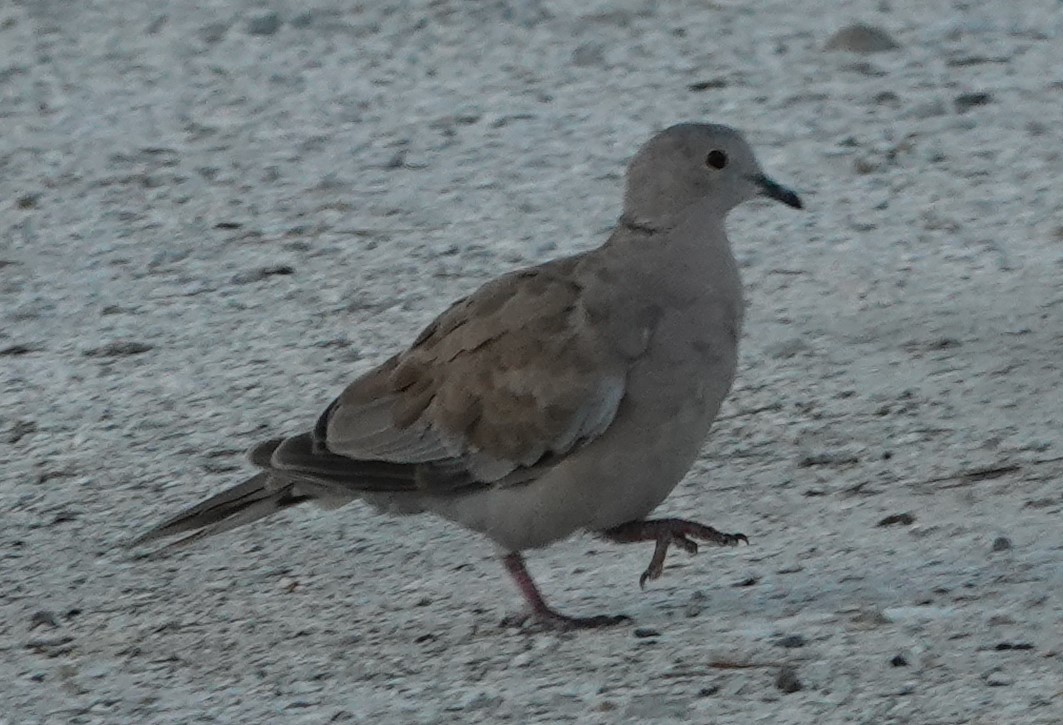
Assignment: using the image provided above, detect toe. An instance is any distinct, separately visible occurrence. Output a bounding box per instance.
[673,534,699,554]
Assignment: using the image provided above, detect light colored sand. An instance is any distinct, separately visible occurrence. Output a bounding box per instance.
[2,1,1061,722]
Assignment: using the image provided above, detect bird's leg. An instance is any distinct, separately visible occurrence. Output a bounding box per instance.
[602,518,748,588]
[500,552,629,630]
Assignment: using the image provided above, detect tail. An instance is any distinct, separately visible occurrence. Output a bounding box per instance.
[129,439,311,551]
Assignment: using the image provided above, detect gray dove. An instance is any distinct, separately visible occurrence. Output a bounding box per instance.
[133,123,802,629]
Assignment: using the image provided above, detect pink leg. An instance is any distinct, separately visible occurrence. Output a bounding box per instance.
[603,518,748,588]
[501,552,629,630]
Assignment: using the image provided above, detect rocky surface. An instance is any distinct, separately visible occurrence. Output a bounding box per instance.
[2,1,1061,722]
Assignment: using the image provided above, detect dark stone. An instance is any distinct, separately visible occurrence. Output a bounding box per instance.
[775,634,807,649]
[877,512,915,527]
[775,666,803,693]
[954,92,993,113]
[247,12,281,36]
[994,642,1033,651]
[688,78,729,92]
[84,341,154,357]
[824,24,900,53]
[231,265,295,284]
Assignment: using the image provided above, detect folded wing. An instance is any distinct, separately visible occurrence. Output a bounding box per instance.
[269,256,630,494]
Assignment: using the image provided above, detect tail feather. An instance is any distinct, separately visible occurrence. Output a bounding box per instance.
[129,471,310,551]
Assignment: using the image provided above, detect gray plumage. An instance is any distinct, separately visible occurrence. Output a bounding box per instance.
[133,122,802,628]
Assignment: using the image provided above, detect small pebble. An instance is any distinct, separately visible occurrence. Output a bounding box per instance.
[890,654,908,667]
[798,451,860,467]
[247,11,281,36]
[384,149,408,169]
[688,78,728,92]
[991,536,1012,552]
[854,157,879,175]
[987,613,1017,626]
[0,343,41,356]
[231,265,295,284]
[896,681,917,696]
[200,22,229,44]
[775,634,806,649]
[904,100,948,120]
[993,642,1033,651]
[877,512,916,527]
[571,42,605,67]
[16,193,39,209]
[954,92,993,113]
[984,669,1012,687]
[83,341,154,357]
[825,23,900,53]
[685,591,706,617]
[765,337,811,359]
[775,666,803,694]
[7,419,37,444]
[30,610,60,629]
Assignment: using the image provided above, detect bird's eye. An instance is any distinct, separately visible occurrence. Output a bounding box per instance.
[705,149,728,169]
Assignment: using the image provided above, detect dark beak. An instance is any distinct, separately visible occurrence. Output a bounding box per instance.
[752,174,803,209]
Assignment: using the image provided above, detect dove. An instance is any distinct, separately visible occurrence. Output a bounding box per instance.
[133,122,802,629]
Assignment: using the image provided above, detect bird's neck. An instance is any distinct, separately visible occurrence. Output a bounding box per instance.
[594,206,738,311]
[611,200,733,260]
[617,214,666,236]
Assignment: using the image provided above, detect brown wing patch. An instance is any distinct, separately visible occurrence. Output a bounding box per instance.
[315,255,629,489]
[390,263,620,464]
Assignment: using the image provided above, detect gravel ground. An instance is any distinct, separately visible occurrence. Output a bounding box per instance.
[2,1,1061,723]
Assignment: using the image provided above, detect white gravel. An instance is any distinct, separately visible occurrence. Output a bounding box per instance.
[2,1,1061,723]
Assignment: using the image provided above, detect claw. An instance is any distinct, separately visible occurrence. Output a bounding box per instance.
[502,552,632,630]
[604,518,750,588]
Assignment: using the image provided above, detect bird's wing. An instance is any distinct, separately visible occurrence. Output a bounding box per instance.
[268,255,642,494]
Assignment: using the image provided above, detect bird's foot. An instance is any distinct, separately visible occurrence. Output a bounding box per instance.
[603,518,748,588]
[500,551,630,631]
[501,609,630,631]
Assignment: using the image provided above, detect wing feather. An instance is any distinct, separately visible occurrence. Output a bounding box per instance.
[270,255,635,494]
